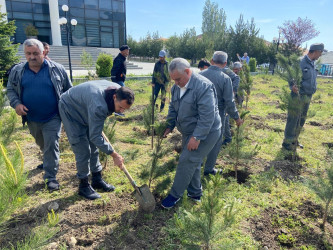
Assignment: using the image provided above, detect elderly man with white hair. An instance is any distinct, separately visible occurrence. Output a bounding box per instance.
[161,58,222,209]
[200,51,243,175]
[7,39,72,191]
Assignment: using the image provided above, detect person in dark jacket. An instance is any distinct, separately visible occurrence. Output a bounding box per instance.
[6,39,72,191]
[152,50,170,112]
[58,80,135,200]
[111,45,130,86]
[282,43,324,151]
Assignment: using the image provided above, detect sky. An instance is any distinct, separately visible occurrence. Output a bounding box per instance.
[126,0,333,52]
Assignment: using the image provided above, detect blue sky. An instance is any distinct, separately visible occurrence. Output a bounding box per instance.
[126,0,332,51]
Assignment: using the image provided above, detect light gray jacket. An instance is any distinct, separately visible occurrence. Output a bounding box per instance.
[59,80,118,155]
[222,67,240,93]
[299,55,317,95]
[6,60,72,109]
[200,66,239,120]
[167,73,221,141]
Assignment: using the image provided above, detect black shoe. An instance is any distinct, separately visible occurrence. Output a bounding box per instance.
[187,193,201,202]
[79,178,101,200]
[47,180,60,192]
[204,168,223,176]
[91,171,115,192]
[222,138,232,146]
[282,142,292,151]
[37,163,43,169]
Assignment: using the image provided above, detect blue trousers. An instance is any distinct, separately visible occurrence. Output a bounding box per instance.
[27,114,61,181]
[170,129,221,198]
[116,81,125,87]
[283,93,312,145]
[153,83,167,110]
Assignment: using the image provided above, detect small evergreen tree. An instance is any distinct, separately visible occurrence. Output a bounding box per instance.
[0,9,20,83]
[307,164,333,231]
[80,49,96,80]
[276,53,303,161]
[142,100,157,135]
[249,57,257,72]
[96,53,113,77]
[174,175,236,249]
[100,118,117,166]
[238,63,253,109]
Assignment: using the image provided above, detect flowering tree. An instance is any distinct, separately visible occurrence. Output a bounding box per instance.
[278,17,320,56]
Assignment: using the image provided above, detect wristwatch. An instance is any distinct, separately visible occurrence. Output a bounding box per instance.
[193,136,200,143]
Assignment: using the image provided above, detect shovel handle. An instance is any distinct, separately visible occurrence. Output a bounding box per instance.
[102,132,141,194]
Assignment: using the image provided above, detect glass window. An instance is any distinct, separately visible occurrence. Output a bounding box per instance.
[86,19,99,25]
[11,0,30,2]
[100,10,112,20]
[12,12,33,19]
[101,32,113,47]
[58,0,68,6]
[86,25,100,46]
[99,0,111,10]
[100,20,112,26]
[85,9,99,19]
[101,27,112,32]
[84,0,98,9]
[113,12,124,21]
[70,0,84,8]
[70,8,84,17]
[33,4,49,14]
[5,1,11,11]
[35,21,51,28]
[112,1,124,13]
[72,25,86,46]
[7,12,13,18]
[11,2,32,12]
[34,13,50,21]
[32,0,48,3]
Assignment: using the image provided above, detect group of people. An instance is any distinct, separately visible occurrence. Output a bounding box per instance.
[6,38,325,209]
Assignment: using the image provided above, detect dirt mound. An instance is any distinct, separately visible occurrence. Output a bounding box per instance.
[265,161,302,180]
[168,129,182,153]
[266,112,287,120]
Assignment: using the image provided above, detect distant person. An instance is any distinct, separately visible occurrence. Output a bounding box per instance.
[7,39,72,191]
[198,59,210,71]
[111,45,130,87]
[59,80,135,200]
[282,43,324,151]
[200,51,243,176]
[152,50,170,112]
[237,52,250,64]
[161,58,222,209]
[42,42,50,61]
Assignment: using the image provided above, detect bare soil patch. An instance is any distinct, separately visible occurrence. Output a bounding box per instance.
[266,112,287,121]
[265,161,302,181]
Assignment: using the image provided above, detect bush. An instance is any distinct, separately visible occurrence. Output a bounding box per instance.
[96,53,113,77]
[249,58,257,72]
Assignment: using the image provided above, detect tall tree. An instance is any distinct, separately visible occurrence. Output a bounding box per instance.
[278,17,320,56]
[0,8,19,82]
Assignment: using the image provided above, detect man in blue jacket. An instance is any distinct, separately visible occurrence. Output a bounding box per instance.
[7,39,72,191]
[161,58,222,209]
[282,43,324,151]
[58,81,134,200]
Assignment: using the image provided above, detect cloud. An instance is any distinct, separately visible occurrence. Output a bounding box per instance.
[256,18,275,24]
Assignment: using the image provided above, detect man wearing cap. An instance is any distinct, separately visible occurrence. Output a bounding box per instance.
[152,50,170,112]
[282,43,324,151]
[111,45,130,87]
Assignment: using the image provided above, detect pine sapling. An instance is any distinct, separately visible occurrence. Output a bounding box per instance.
[307,164,333,231]
[238,64,253,109]
[100,119,117,167]
[142,99,157,135]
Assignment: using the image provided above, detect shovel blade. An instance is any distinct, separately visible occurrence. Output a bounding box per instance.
[132,184,156,212]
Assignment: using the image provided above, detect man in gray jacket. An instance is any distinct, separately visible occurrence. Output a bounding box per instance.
[282,43,324,151]
[200,51,243,176]
[7,39,72,191]
[161,58,222,209]
[58,80,134,200]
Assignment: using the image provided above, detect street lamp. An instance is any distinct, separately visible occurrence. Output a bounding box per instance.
[58,5,77,82]
[272,29,284,75]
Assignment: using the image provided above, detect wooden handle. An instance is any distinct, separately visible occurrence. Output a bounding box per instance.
[102,132,141,194]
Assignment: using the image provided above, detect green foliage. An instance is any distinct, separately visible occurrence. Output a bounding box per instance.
[0,10,20,82]
[174,175,236,249]
[142,101,157,135]
[307,164,333,231]
[129,32,163,60]
[249,58,257,72]
[276,53,302,89]
[47,209,60,227]
[80,49,96,80]
[96,53,113,77]
[24,24,38,37]
[100,119,117,164]
[277,233,296,247]
[238,64,253,109]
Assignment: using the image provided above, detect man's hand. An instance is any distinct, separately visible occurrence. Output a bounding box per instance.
[187,137,200,151]
[292,85,299,94]
[15,104,28,116]
[235,118,244,127]
[163,128,172,138]
[110,151,124,170]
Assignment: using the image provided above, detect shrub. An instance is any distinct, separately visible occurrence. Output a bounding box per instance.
[24,24,38,37]
[96,53,113,77]
[249,58,257,72]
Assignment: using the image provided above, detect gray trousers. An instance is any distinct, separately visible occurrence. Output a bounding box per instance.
[204,111,226,174]
[170,129,221,198]
[58,103,102,179]
[283,93,312,145]
[223,114,232,141]
[27,114,61,181]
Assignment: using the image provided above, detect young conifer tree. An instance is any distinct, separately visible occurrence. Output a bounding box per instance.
[238,63,253,109]
[276,53,303,161]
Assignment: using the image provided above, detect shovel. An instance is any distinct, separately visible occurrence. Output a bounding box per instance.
[102,132,156,212]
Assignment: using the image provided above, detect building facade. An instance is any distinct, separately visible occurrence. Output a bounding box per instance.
[3,0,126,48]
